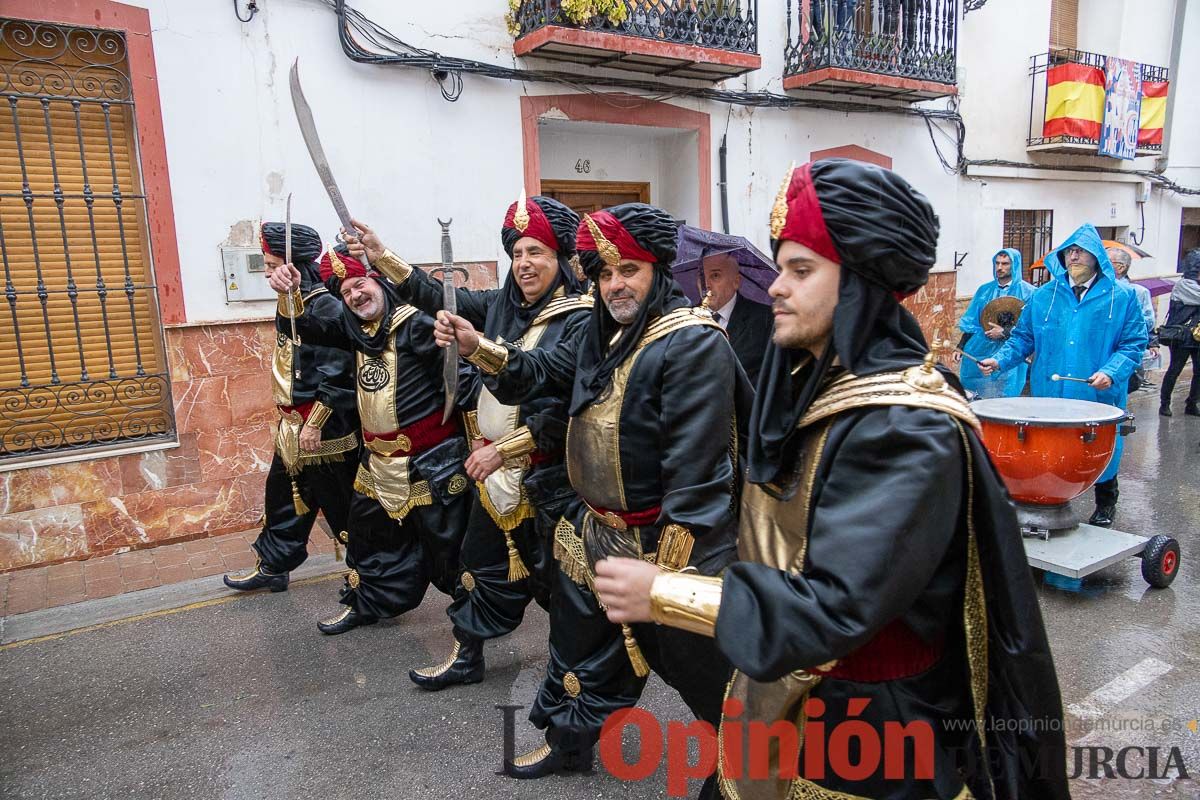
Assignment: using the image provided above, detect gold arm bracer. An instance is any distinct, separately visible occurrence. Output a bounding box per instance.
[649,572,723,638]
[462,410,483,442]
[305,401,333,431]
[493,426,535,467]
[277,289,304,318]
[373,249,414,284]
[466,337,509,375]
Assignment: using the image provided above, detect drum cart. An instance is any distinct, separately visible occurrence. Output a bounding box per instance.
[970,398,1181,589]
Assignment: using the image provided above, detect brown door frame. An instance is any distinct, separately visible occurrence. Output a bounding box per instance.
[540,179,651,204]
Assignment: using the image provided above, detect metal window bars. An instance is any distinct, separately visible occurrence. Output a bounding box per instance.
[784,0,958,85]
[1003,209,1054,286]
[513,0,759,55]
[0,18,174,461]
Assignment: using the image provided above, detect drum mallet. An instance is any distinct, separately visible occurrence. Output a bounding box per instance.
[1051,373,1092,385]
[955,348,984,365]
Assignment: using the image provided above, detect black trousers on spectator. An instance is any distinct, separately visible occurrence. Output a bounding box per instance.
[1160,345,1200,407]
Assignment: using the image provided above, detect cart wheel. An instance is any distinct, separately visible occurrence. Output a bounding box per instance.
[1140,535,1181,588]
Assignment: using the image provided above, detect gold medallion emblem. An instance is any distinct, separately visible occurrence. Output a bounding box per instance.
[347,569,361,589]
[563,671,582,698]
[337,530,350,544]
[395,434,412,453]
[461,571,476,592]
[448,474,468,495]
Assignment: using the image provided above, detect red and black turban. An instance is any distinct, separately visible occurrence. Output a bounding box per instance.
[575,203,678,281]
[501,194,579,258]
[770,159,939,299]
[318,243,372,290]
[261,222,322,264]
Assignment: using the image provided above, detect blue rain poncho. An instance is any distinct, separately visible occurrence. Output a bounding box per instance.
[958,248,1035,398]
[992,224,1148,482]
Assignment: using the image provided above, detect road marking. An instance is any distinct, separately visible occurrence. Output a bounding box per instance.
[0,571,343,652]
[1067,657,1173,721]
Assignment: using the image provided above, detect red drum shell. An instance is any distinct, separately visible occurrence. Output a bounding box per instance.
[971,398,1123,506]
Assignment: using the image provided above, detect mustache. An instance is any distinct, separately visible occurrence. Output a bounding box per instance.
[607,290,636,301]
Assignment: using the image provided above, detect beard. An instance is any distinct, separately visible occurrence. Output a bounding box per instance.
[1067,262,1096,283]
[605,293,641,324]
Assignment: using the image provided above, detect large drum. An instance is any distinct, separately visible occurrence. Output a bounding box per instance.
[971,397,1127,506]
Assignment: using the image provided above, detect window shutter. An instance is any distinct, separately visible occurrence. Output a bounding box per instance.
[0,20,173,459]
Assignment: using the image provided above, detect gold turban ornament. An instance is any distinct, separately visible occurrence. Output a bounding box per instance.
[769,162,796,241]
[584,214,621,267]
[513,188,530,233]
[328,246,348,279]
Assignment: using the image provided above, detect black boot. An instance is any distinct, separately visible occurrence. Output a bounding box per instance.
[1159,403,1172,417]
[409,635,484,691]
[1088,505,1116,527]
[504,741,594,779]
[1186,401,1200,417]
[316,605,378,635]
[223,559,288,593]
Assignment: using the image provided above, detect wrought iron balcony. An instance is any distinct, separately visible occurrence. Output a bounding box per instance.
[783,0,958,100]
[511,0,761,81]
[1027,49,1169,156]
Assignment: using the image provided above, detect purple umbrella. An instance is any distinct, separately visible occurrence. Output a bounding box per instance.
[671,225,778,307]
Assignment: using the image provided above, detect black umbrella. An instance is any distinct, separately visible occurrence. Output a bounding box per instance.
[671,225,778,307]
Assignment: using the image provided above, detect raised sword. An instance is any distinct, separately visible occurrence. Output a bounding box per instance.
[289,59,359,243]
[437,218,462,424]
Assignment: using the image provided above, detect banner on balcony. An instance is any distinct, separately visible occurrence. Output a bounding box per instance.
[1098,56,1141,160]
[1043,63,1104,141]
[1137,80,1168,148]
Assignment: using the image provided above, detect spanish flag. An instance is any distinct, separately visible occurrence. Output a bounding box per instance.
[1043,63,1104,140]
[1138,80,1167,147]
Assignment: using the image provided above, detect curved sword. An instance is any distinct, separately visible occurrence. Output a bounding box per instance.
[289,59,358,240]
[438,218,458,424]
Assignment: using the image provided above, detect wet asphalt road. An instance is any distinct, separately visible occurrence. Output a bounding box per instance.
[1,381,1197,799]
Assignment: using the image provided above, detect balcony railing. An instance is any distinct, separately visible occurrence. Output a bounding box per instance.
[511,0,760,81]
[783,0,958,99]
[1027,49,1169,155]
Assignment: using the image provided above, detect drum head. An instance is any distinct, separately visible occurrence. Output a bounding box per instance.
[970,397,1126,425]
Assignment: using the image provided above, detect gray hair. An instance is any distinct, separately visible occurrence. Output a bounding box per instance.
[1106,247,1133,269]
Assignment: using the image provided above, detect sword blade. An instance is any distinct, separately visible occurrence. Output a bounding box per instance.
[289,59,357,237]
[438,218,458,424]
[284,193,301,359]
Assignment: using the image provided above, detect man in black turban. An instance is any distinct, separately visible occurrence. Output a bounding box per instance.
[340,195,591,691]
[223,223,360,594]
[434,203,750,794]
[595,160,1070,799]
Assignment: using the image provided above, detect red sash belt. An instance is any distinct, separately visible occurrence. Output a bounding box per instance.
[824,619,944,683]
[363,410,460,457]
[589,504,662,528]
[481,437,550,466]
[277,401,314,421]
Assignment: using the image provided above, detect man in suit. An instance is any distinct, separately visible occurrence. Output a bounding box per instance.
[701,252,774,383]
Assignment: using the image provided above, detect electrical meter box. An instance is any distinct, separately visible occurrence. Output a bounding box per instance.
[221,246,276,302]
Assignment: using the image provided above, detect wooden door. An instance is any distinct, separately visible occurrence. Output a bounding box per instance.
[540,180,651,216]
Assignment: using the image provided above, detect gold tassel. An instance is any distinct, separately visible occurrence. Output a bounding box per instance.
[504,532,531,582]
[622,624,650,678]
[291,478,310,516]
[334,542,345,562]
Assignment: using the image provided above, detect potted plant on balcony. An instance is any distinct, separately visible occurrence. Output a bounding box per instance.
[506,0,630,38]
